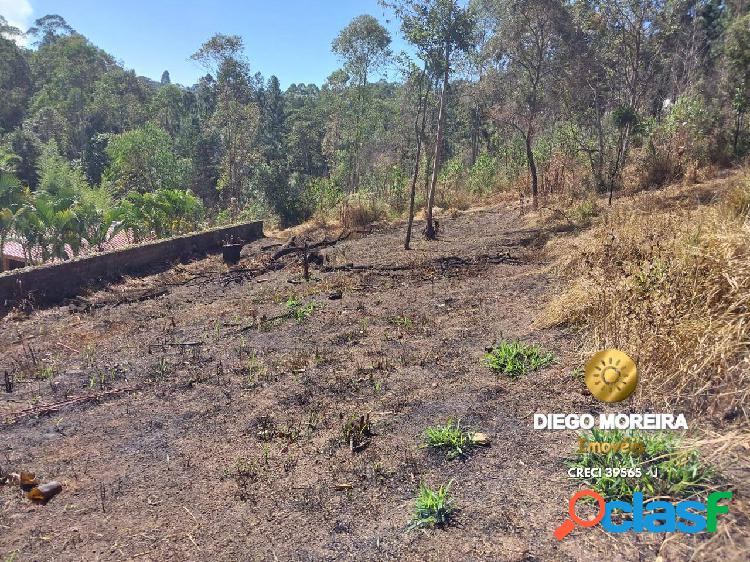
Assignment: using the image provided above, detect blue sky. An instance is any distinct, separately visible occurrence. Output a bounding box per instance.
[1,0,412,88]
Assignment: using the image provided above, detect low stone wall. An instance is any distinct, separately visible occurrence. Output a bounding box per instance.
[0,221,263,314]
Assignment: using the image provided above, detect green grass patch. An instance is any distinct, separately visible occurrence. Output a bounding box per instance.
[285,297,322,322]
[422,419,473,460]
[568,429,715,501]
[409,481,455,530]
[390,315,414,328]
[484,340,554,377]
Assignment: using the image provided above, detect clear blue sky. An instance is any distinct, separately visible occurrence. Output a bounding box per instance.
[4,0,412,88]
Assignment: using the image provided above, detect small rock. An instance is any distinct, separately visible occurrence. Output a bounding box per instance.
[471,432,491,446]
[328,290,343,300]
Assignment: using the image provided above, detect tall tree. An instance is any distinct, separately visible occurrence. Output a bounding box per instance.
[193,34,259,209]
[332,15,392,190]
[0,33,32,133]
[482,0,571,210]
[385,0,475,238]
[27,14,75,47]
[724,13,750,157]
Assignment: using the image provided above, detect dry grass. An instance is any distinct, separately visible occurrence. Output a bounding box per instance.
[339,194,390,230]
[544,171,750,420]
[542,172,750,560]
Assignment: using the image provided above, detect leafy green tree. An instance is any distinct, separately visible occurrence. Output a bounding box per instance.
[193,34,260,209]
[191,34,245,75]
[150,83,189,139]
[27,14,75,47]
[724,13,750,157]
[0,15,23,39]
[28,33,115,157]
[332,15,392,191]
[0,33,33,133]
[332,15,392,87]
[482,0,571,209]
[2,130,41,188]
[103,123,189,195]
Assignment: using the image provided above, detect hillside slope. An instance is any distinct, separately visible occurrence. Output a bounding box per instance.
[1,176,748,561]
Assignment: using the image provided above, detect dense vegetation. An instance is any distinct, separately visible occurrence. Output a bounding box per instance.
[1,1,749,267]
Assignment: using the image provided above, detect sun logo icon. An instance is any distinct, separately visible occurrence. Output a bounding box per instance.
[584,349,638,403]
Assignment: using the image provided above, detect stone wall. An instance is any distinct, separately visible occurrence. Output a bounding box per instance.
[0,221,263,314]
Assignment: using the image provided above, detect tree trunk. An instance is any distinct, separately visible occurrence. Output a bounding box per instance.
[525,132,539,210]
[405,71,430,250]
[425,45,451,240]
[608,122,632,205]
[734,111,742,158]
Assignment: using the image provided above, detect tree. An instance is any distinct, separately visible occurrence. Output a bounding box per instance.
[103,124,189,195]
[724,13,750,157]
[27,14,75,47]
[260,76,286,161]
[0,15,23,40]
[150,84,189,139]
[384,0,475,238]
[161,70,171,85]
[332,15,392,87]
[332,15,393,191]
[28,33,118,158]
[404,63,432,249]
[591,0,667,203]
[191,34,245,74]
[482,0,571,210]
[0,33,32,133]
[192,34,261,210]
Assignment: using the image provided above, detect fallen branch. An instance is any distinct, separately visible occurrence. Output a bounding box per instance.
[271,230,352,260]
[3,385,141,424]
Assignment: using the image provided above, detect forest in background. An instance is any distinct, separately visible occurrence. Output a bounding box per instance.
[1,0,749,267]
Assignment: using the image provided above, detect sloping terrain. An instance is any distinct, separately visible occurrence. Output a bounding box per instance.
[0,195,743,561]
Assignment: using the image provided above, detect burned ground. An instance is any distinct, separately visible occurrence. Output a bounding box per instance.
[0,204,739,561]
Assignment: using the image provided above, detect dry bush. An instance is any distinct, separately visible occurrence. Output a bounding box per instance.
[339,194,389,229]
[545,175,750,419]
[436,186,476,211]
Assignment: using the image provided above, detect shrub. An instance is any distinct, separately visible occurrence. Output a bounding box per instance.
[571,199,599,224]
[339,193,388,229]
[468,153,497,195]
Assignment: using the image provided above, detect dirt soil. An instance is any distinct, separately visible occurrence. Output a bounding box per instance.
[0,202,737,561]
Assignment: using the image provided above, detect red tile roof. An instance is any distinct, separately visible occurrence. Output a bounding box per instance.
[2,229,150,266]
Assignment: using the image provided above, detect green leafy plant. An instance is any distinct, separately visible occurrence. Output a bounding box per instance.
[568,429,715,501]
[571,200,598,224]
[391,314,413,328]
[569,366,584,381]
[484,340,554,378]
[422,419,473,460]
[285,297,321,322]
[410,481,456,530]
[37,365,55,381]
